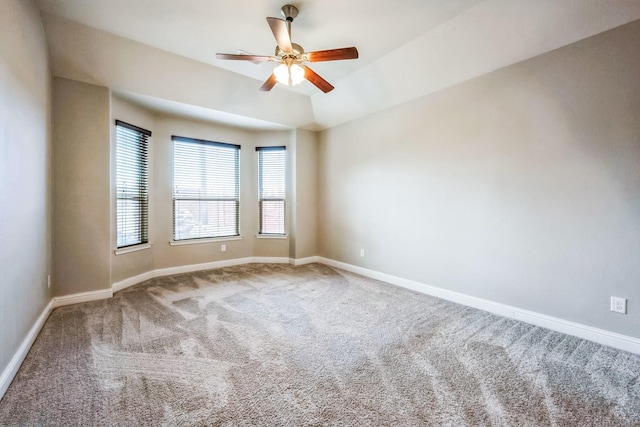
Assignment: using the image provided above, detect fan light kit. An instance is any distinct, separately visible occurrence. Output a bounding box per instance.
[274,63,304,86]
[216,4,359,93]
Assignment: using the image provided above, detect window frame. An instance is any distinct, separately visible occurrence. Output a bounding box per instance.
[115,120,151,250]
[256,146,286,236]
[171,135,241,242]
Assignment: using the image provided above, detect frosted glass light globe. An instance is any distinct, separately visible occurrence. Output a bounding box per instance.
[289,64,304,85]
[274,64,289,85]
[274,63,305,86]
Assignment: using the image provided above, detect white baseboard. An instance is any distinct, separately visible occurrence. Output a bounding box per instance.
[0,300,53,399]
[53,257,294,309]
[52,289,113,308]
[253,257,290,264]
[52,288,113,308]
[318,257,640,355]
[150,257,289,281]
[110,256,294,296]
[112,270,155,293]
[290,256,320,266]
[153,257,255,278]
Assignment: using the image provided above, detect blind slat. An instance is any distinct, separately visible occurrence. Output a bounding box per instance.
[173,137,240,240]
[116,121,150,248]
[258,147,286,235]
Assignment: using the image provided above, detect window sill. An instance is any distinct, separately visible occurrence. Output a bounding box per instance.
[255,234,288,240]
[169,235,243,246]
[114,243,152,255]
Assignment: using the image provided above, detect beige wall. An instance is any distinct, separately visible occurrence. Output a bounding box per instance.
[318,21,640,338]
[52,78,111,296]
[293,130,318,259]
[0,0,52,377]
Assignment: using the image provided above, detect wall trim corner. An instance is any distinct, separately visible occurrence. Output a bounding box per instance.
[0,300,53,400]
[290,256,320,266]
[52,288,113,308]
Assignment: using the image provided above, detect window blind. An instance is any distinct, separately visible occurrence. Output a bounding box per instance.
[116,120,151,248]
[172,136,240,240]
[257,146,286,235]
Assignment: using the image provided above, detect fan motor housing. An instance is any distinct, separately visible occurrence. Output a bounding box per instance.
[276,43,304,57]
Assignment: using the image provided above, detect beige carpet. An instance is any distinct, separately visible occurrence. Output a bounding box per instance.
[1,263,639,425]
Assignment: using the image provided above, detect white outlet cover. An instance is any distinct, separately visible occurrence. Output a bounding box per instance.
[610,296,627,314]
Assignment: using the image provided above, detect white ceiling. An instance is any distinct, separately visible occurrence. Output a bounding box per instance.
[36,0,640,130]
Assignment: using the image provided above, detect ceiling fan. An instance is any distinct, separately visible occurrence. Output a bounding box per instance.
[215,5,358,93]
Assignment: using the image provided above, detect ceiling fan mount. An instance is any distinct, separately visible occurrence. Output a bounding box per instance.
[280,4,299,22]
[215,4,358,93]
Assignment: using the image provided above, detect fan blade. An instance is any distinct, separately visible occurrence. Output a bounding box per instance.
[303,66,334,93]
[307,47,359,62]
[216,53,273,62]
[267,17,292,52]
[259,73,278,92]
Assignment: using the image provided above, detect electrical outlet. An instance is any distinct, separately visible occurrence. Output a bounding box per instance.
[221,244,226,252]
[360,249,365,258]
[610,296,627,314]
[47,275,51,289]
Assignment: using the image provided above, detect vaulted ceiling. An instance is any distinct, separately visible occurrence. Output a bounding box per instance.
[36,0,640,130]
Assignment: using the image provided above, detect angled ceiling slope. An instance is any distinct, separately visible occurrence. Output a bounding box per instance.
[38,0,640,130]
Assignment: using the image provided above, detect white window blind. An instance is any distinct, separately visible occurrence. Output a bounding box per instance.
[257,146,286,235]
[172,136,240,240]
[116,120,151,248]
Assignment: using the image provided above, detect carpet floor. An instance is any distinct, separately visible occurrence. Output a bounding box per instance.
[0,263,639,426]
